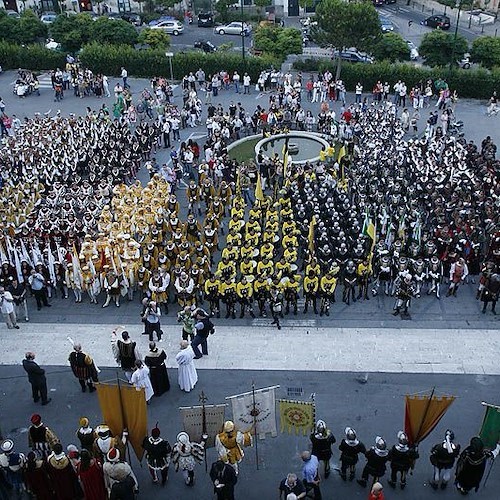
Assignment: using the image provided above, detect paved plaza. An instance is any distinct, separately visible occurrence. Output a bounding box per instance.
[0,69,499,498]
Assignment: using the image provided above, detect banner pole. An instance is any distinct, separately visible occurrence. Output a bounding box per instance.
[481,401,500,410]
[116,373,133,465]
[250,381,260,470]
[414,386,435,445]
[225,385,280,400]
[199,391,208,473]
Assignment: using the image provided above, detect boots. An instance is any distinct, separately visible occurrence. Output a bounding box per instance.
[392,308,400,316]
[88,382,96,393]
[102,295,111,308]
[79,380,87,392]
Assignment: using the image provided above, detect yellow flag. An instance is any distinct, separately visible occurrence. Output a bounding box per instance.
[279,400,315,435]
[255,172,264,202]
[308,215,316,255]
[337,145,346,162]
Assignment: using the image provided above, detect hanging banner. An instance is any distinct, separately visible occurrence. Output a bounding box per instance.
[479,402,500,449]
[229,386,278,439]
[96,382,147,461]
[180,404,226,448]
[278,399,315,436]
[404,392,455,445]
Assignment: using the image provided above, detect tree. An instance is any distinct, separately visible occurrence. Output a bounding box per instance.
[254,0,272,18]
[373,32,410,62]
[0,12,18,43]
[214,0,238,23]
[313,0,381,52]
[49,14,93,52]
[138,27,171,49]
[89,18,138,46]
[254,25,302,60]
[471,36,500,69]
[419,30,468,67]
[14,10,48,44]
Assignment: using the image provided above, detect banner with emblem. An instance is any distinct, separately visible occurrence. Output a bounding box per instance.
[180,404,226,448]
[278,399,316,436]
[227,385,279,439]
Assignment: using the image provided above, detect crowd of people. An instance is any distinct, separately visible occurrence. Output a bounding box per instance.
[1,411,498,499]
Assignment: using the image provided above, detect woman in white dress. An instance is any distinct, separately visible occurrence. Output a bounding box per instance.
[175,340,198,392]
[130,359,154,403]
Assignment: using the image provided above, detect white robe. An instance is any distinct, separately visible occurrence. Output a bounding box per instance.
[175,346,198,392]
[130,366,154,401]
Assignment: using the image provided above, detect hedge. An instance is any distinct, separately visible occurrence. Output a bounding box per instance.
[0,41,279,82]
[0,42,66,71]
[293,59,500,100]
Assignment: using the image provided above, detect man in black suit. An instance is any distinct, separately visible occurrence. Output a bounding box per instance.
[210,459,238,500]
[22,352,51,405]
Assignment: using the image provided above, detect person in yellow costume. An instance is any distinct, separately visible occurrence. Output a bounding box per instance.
[284,274,301,315]
[215,421,252,475]
[240,255,257,280]
[320,269,338,316]
[257,256,274,277]
[357,258,372,301]
[204,273,221,318]
[220,277,237,319]
[303,270,319,314]
[236,275,255,318]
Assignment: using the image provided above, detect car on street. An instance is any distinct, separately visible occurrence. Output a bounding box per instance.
[121,12,142,26]
[40,11,57,24]
[150,19,184,35]
[5,9,20,18]
[105,12,123,21]
[194,40,217,53]
[333,49,374,64]
[198,12,214,27]
[373,0,385,6]
[214,21,252,36]
[379,16,394,32]
[148,15,176,26]
[406,40,419,60]
[421,15,450,30]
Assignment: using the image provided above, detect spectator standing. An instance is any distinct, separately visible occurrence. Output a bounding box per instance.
[28,270,51,311]
[0,286,18,329]
[210,459,238,500]
[243,73,251,94]
[22,352,51,405]
[6,278,28,322]
[191,308,215,359]
[121,67,129,89]
[142,300,163,342]
[301,451,322,500]
[279,473,306,499]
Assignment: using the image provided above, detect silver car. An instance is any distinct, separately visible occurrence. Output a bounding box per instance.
[150,20,184,35]
[214,21,252,36]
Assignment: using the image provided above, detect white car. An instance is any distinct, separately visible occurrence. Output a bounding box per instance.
[406,40,419,60]
[40,12,58,24]
[150,20,184,35]
[214,21,252,36]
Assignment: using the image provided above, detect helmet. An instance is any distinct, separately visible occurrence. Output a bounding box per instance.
[445,429,455,441]
[224,421,235,433]
[397,431,408,446]
[345,427,357,441]
[375,437,386,451]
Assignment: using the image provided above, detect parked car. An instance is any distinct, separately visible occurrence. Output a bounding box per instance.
[45,39,61,51]
[379,16,394,32]
[40,11,58,24]
[148,15,176,26]
[198,12,214,27]
[150,19,184,35]
[373,0,385,6]
[214,21,252,36]
[5,9,20,18]
[334,49,374,64]
[194,40,217,53]
[121,12,142,26]
[458,53,471,69]
[105,13,122,21]
[406,40,419,60]
[421,15,450,30]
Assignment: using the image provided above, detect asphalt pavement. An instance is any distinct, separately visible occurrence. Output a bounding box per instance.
[1,366,499,499]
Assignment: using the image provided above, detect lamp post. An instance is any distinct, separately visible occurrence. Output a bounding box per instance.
[241,0,246,61]
[165,51,174,83]
[449,0,462,72]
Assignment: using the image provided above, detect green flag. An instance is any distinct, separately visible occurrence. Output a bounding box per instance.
[479,404,500,448]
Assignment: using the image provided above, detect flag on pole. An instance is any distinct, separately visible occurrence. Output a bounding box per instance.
[362,212,376,245]
[255,172,264,202]
[13,247,23,283]
[278,400,315,436]
[337,145,346,163]
[404,391,455,445]
[479,403,500,449]
[308,216,316,255]
[228,386,278,439]
[282,135,289,181]
[180,404,226,448]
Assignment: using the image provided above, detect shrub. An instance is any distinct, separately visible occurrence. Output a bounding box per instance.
[293,59,499,99]
[0,42,66,71]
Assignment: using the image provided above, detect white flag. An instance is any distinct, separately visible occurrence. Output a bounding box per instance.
[230,387,277,439]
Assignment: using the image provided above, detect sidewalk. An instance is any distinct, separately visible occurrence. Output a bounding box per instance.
[3,322,499,375]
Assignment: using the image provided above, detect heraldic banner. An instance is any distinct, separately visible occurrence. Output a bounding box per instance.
[404,392,455,445]
[180,404,226,448]
[96,382,147,461]
[479,402,500,449]
[230,386,278,439]
[278,399,315,436]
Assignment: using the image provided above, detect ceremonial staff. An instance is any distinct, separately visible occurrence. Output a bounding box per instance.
[200,391,208,472]
[250,381,260,470]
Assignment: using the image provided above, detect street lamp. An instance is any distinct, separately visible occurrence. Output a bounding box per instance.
[241,0,246,61]
[449,0,462,72]
[165,52,174,83]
